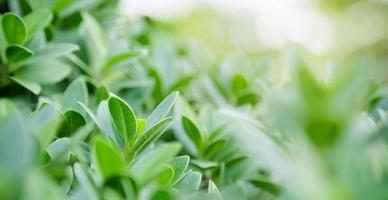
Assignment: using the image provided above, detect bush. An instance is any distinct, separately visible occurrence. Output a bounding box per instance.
[0,1,387,200]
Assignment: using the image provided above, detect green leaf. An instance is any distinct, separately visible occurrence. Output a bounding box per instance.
[151,189,173,200]
[24,8,53,38]
[208,180,222,200]
[157,165,174,185]
[47,138,71,163]
[169,156,190,186]
[175,171,202,192]
[5,45,33,64]
[25,43,79,64]
[105,50,141,69]
[203,139,227,159]
[96,86,109,103]
[135,118,147,137]
[146,91,179,129]
[182,116,202,149]
[93,137,125,180]
[249,179,283,196]
[62,77,88,112]
[134,117,173,154]
[58,110,86,137]
[14,59,71,84]
[10,76,41,94]
[1,13,26,44]
[80,12,106,69]
[108,96,137,142]
[73,163,99,200]
[191,159,218,170]
[130,143,181,185]
[231,74,248,95]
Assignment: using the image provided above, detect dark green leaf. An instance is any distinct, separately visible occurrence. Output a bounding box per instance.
[182,116,202,149]
[5,45,33,64]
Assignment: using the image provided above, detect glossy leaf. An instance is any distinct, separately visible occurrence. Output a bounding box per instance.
[1,13,26,44]
[108,96,137,142]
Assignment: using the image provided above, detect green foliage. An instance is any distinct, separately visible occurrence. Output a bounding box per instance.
[0,1,387,200]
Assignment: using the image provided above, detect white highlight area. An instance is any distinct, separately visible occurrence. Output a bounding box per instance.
[121,0,333,53]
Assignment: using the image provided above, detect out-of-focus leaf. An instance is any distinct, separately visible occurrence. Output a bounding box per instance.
[58,110,86,137]
[182,116,202,149]
[191,159,218,170]
[5,45,33,64]
[10,76,41,94]
[93,137,125,180]
[249,179,283,196]
[130,143,181,185]
[1,13,26,44]
[25,43,79,64]
[80,12,106,69]
[62,77,88,112]
[169,155,190,186]
[146,91,179,129]
[208,180,222,200]
[105,50,140,69]
[14,59,71,84]
[175,171,202,192]
[73,163,99,200]
[23,8,53,38]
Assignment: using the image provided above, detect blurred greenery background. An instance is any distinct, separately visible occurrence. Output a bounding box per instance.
[0,0,387,199]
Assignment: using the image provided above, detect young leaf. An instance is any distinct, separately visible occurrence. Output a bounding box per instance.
[130,143,181,185]
[1,13,26,44]
[135,118,147,137]
[23,8,53,38]
[169,156,190,186]
[146,91,179,129]
[108,96,137,142]
[93,137,126,181]
[175,171,202,192]
[157,165,175,185]
[182,116,202,149]
[134,117,173,154]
